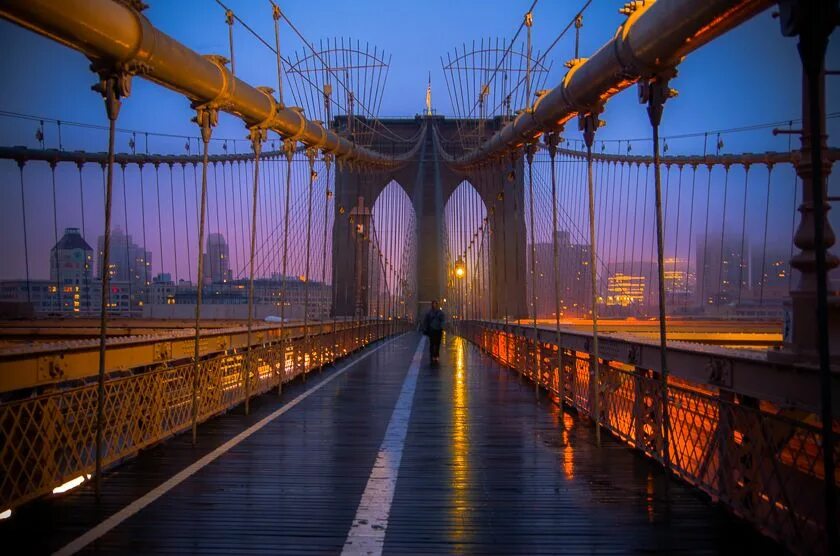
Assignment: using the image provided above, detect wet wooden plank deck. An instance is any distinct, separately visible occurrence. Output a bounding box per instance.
[2,332,782,555]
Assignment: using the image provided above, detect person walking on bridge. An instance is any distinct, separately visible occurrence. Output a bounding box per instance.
[422,299,446,363]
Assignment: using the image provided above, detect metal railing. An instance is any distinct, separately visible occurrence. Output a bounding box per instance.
[456,320,838,555]
[0,319,407,513]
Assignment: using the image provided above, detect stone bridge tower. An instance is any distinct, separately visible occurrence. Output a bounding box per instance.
[331,115,527,320]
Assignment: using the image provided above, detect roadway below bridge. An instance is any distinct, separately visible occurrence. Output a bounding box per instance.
[0,332,782,554]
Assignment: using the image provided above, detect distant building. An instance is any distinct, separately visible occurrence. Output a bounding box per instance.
[0,279,134,316]
[204,233,232,284]
[97,228,150,313]
[605,273,646,308]
[527,231,592,318]
[0,228,146,317]
[750,246,791,303]
[696,234,750,310]
[97,228,151,285]
[0,280,57,314]
[603,261,656,316]
[49,227,94,313]
[663,256,695,309]
[143,277,332,320]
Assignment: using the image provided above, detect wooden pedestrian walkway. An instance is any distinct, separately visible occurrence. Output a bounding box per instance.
[1,333,782,555]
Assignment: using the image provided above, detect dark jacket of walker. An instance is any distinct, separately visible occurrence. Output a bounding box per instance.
[423,308,445,334]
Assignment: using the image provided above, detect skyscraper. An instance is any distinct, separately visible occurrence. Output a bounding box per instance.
[750,246,791,303]
[604,260,656,316]
[204,233,232,284]
[527,231,592,318]
[97,227,151,285]
[97,228,151,313]
[695,234,750,309]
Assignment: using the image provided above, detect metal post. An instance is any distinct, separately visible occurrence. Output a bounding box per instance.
[778,1,838,550]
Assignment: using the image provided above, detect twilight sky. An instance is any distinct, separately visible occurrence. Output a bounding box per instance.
[0,1,837,151]
[0,1,838,284]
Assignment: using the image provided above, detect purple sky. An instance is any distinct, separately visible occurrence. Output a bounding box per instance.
[0,2,838,283]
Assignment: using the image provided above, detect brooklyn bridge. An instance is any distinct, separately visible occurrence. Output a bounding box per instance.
[0,0,837,553]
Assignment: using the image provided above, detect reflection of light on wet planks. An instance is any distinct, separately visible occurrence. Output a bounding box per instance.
[450,336,470,538]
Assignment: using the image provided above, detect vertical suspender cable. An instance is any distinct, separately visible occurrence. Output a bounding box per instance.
[683,163,698,310]
[502,165,509,326]
[78,162,88,248]
[17,162,32,304]
[303,147,316,378]
[737,164,751,305]
[526,144,539,397]
[120,163,132,314]
[758,164,773,303]
[139,163,149,313]
[278,138,295,394]
[547,132,563,416]
[321,154,333,366]
[50,162,60,310]
[182,163,192,284]
[169,164,179,284]
[244,126,265,414]
[670,165,683,307]
[581,113,601,447]
[191,105,217,444]
[76,162,90,312]
[155,163,164,297]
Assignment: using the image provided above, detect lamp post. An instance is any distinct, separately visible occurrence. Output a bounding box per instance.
[454,258,466,329]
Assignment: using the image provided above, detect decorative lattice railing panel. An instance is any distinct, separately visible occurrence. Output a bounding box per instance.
[456,320,837,555]
[0,321,402,512]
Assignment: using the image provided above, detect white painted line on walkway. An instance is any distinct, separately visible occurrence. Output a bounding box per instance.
[54,335,404,556]
[342,336,426,556]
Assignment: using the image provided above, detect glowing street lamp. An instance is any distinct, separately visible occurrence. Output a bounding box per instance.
[454,259,466,279]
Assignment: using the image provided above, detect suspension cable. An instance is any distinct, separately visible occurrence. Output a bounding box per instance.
[278,138,295,394]
[244,125,266,414]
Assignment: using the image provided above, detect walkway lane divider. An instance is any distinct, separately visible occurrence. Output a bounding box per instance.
[342,336,426,556]
[53,334,407,556]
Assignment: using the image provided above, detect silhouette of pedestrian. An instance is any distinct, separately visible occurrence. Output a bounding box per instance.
[422,299,445,363]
